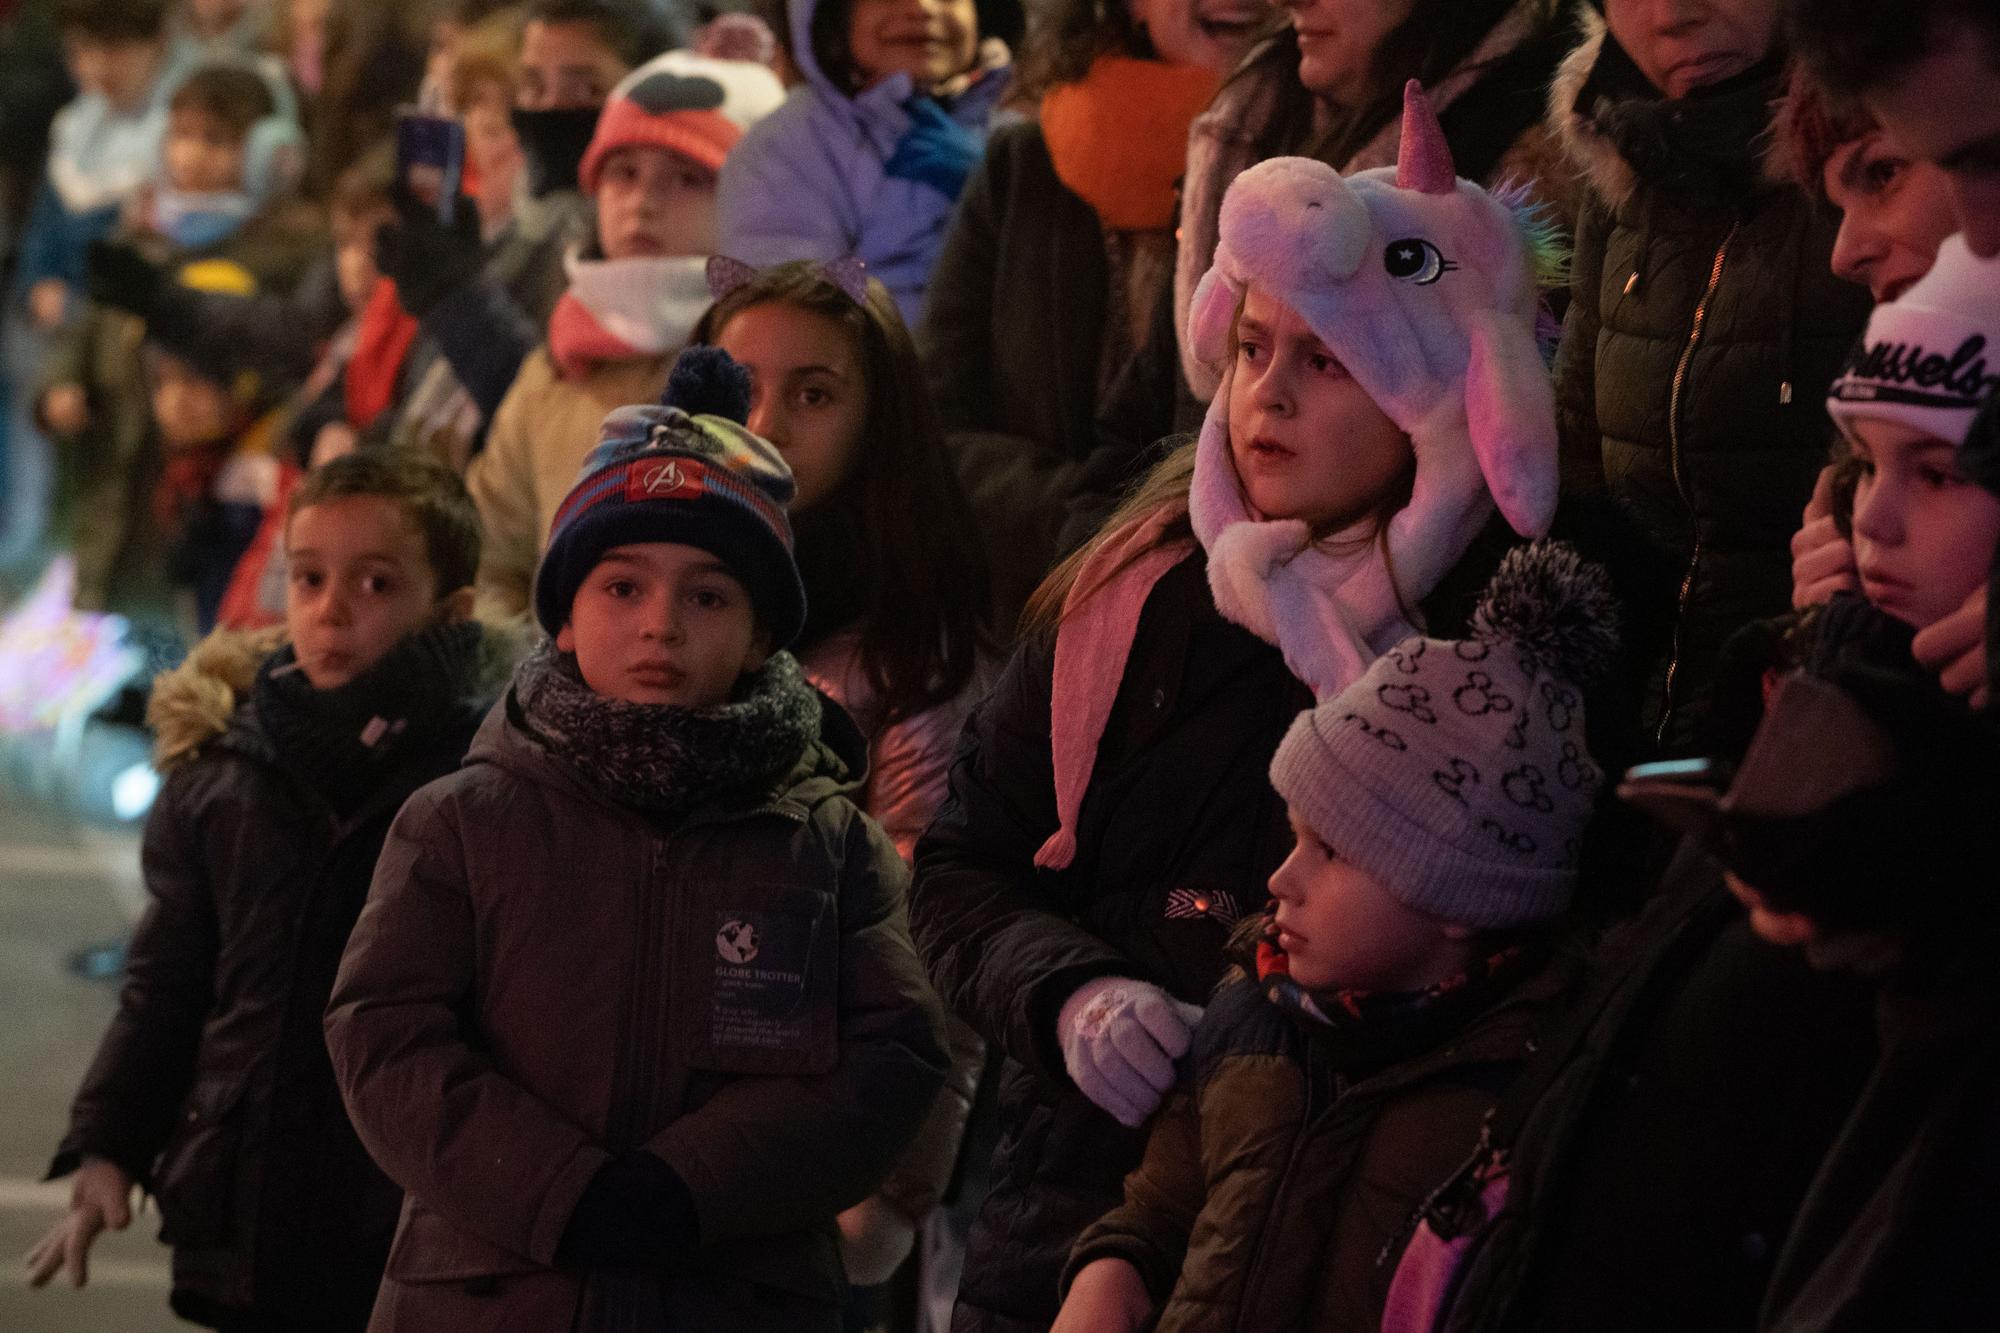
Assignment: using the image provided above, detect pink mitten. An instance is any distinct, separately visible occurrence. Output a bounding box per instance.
[1057,977,1204,1127]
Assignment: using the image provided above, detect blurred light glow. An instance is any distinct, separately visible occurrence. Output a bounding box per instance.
[109,763,160,822]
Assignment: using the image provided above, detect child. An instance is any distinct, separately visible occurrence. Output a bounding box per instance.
[325,351,950,1331]
[464,50,784,619]
[38,61,318,614]
[26,450,503,1333]
[692,257,993,1290]
[716,0,1016,325]
[908,85,1580,1333]
[12,0,188,331]
[132,264,317,633]
[1054,542,1615,1333]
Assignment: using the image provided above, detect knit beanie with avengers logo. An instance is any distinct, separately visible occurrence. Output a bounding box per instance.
[1268,542,1620,929]
[533,346,806,645]
[1829,234,2000,447]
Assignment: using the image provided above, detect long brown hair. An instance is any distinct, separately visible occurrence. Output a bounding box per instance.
[1023,299,1416,637]
[691,262,990,724]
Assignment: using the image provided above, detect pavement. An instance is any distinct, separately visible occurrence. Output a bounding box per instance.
[0,791,187,1330]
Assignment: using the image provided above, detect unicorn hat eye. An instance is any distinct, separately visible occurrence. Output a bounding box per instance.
[1384,238,1457,285]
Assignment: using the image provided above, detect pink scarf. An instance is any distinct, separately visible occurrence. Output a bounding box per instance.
[1034,509,1194,870]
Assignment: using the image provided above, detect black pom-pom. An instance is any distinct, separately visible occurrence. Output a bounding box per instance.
[1469,541,1621,689]
[663,345,752,425]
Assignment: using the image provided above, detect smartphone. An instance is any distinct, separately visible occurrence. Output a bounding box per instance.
[395,110,466,226]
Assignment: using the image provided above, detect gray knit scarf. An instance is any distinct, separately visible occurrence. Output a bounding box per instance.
[514,643,822,819]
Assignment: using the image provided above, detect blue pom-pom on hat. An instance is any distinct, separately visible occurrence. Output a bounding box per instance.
[532,347,806,645]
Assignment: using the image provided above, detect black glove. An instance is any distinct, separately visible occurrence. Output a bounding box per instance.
[555,1151,699,1271]
[372,186,484,320]
[85,240,165,319]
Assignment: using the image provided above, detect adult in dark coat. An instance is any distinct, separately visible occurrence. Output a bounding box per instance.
[1545,2,1872,753]
[918,0,1269,623]
[43,620,505,1332]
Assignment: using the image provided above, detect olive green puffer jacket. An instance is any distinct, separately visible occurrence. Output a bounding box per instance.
[1548,14,1871,753]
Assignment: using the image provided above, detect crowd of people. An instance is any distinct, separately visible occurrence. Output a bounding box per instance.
[2,0,1995,1330]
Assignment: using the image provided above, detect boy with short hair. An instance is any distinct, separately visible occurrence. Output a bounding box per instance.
[1055,543,1617,1333]
[27,449,506,1333]
[326,350,948,1332]
[13,0,183,330]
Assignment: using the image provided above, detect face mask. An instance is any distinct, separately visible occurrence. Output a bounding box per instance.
[511,105,602,198]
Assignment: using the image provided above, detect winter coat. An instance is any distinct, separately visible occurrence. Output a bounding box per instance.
[1171,0,1582,406]
[1064,955,1581,1333]
[919,120,1171,624]
[463,345,675,620]
[1758,955,2000,1332]
[1424,846,1880,1333]
[41,202,327,613]
[1547,14,1872,753]
[324,687,951,1333]
[716,0,1012,327]
[48,624,503,1331]
[911,549,1309,1333]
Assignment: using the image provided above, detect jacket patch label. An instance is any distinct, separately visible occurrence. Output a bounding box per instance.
[707,909,815,1055]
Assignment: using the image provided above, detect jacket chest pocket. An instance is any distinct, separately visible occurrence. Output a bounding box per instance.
[682,879,839,1078]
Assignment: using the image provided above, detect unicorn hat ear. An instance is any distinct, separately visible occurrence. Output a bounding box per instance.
[1187,266,1242,370]
[1396,80,1455,195]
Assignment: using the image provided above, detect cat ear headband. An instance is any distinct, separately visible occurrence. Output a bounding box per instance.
[705,254,871,306]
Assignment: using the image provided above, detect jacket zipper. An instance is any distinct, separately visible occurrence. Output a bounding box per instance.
[1656,226,1736,749]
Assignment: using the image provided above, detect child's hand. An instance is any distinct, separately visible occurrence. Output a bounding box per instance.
[28,277,69,330]
[41,384,89,437]
[23,1157,134,1290]
[1912,584,1991,710]
[1052,1257,1153,1333]
[1790,467,1858,610]
[1057,976,1202,1128]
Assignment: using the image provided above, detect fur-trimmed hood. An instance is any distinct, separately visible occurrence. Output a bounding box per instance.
[147,620,531,772]
[1547,9,1790,214]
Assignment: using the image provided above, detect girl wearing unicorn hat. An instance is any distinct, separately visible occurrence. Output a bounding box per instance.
[910,83,1613,1333]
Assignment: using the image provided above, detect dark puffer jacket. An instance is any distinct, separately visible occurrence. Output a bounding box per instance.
[325,684,950,1333]
[49,624,501,1331]
[1548,13,1871,753]
[1063,951,1582,1333]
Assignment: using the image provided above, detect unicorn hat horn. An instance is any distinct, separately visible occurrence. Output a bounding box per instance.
[1396,80,1456,194]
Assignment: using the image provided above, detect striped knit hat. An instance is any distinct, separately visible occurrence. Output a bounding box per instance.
[532,347,806,644]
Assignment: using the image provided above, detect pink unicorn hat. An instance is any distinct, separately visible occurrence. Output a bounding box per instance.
[1186,80,1567,697]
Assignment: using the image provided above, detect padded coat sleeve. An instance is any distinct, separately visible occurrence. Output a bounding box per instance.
[49,767,219,1183]
[909,637,1132,1085]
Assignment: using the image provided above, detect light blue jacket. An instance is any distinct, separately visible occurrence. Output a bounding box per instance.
[716,0,1011,326]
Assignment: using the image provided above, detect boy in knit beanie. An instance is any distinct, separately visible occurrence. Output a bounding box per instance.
[325,348,948,1333]
[1055,542,1619,1333]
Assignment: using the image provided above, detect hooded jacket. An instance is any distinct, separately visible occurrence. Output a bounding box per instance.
[1547,12,1871,753]
[324,682,950,1332]
[49,623,509,1331]
[715,0,1012,326]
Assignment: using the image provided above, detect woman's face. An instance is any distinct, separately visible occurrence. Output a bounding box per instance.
[717,300,870,515]
[1279,0,1414,106]
[1128,0,1274,74]
[1603,0,1782,99]
[1824,130,1960,304]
